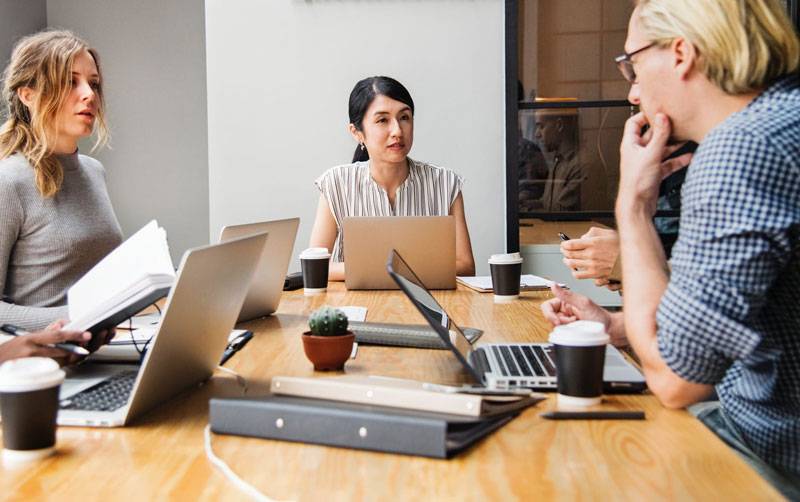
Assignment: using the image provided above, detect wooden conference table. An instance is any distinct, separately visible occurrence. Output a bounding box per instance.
[1,284,780,501]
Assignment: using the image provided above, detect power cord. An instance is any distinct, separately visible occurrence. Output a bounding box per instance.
[203,425,278,502]
[203,366,288,502]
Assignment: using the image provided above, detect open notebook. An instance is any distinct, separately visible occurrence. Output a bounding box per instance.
[64,221,175,335]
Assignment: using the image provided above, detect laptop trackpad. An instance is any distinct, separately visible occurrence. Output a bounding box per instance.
[61,364,138,399]
[603,347,645,382]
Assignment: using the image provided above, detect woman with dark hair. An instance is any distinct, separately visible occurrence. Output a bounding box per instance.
[309,76,475,280]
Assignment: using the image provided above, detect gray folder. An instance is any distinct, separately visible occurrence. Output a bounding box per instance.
[209,395,518,458]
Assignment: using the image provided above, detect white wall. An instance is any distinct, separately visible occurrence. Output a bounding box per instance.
[0,0,46,73]
[46,0,209,264]
[205,0,506,274]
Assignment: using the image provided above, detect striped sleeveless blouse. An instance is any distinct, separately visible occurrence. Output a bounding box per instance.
[315,158,464,262]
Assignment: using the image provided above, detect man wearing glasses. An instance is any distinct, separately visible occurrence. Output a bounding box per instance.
[542,0,800,497]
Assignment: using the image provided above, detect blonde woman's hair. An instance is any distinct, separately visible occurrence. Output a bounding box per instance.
[0,30,109,197]
[635,0,800,94]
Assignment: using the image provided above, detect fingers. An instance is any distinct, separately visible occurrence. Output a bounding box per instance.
[661,152,693,179]
[552,283,593,310]
[540,298,563,325]
[583,226,613,238]
[29,328,91,345]
[561,247,589,261]
[46,319,67,330]
[560,239,588,252]
[647,113,671,151]
[622,112,648,146]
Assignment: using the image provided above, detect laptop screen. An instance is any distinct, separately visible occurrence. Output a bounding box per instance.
[387,250,473,360]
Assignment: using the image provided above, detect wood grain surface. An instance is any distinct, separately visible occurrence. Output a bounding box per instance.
[0,283,780,501]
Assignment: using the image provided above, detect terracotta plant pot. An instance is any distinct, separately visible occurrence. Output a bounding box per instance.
[301,331,355,371]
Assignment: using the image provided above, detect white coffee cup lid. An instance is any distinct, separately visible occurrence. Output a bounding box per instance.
[299,247,330,259]
[549,320,610,346]
[0,357,65,393]
[488,252,523,265]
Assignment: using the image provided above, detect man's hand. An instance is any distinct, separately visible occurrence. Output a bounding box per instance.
[0,321,91,366]
[618,112,693,215]
[561,227,620,282]
[540,284,628,346]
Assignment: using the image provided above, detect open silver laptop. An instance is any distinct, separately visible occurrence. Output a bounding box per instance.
[57,232,267,427]
[219,217,299,322]
[344,216,455,290]
[387,249,647,393]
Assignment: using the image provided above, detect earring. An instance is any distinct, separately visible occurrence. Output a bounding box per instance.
[360,142,366,151]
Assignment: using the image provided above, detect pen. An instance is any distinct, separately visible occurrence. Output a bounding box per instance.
[541,410,645,420]
[0,324,90,357]
[219,330,254,365]
[558,232,571,241]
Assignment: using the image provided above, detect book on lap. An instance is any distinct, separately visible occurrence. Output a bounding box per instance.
[64,220,175,334]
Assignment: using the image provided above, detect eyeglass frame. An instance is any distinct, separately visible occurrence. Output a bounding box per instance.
[614,42,656,83]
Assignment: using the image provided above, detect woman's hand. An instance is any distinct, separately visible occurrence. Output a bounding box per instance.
[561,227,620,282]
[0,320,91,366]
[541,284,628,346]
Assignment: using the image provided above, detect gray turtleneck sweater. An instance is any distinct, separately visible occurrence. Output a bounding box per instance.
[0,152,123,331]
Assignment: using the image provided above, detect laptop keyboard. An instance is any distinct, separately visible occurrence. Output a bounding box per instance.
[60,371,138,412]
[488,345,556,378]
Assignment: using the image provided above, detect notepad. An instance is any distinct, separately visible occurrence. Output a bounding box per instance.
[64,221,176,334]
[456,274,558,293]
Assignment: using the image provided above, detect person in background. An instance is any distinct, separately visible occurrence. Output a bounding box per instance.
[528,108,585,212]
[309,76,475,280]
[0,30,123,332]
[543,0,800,497]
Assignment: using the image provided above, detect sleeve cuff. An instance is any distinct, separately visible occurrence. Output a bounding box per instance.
[656,282,761,385]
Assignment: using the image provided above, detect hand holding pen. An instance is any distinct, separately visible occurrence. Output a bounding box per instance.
[0,321,91,366]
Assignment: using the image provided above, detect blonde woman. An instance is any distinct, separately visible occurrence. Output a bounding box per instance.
[0,30,123,334]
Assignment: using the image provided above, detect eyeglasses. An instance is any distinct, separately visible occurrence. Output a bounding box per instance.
[614,43,656,83]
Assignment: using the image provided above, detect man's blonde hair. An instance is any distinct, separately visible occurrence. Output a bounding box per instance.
[635,0,800,94]
[0,30,109,197]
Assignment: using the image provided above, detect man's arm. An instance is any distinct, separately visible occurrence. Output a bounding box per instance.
[615,113,712,408]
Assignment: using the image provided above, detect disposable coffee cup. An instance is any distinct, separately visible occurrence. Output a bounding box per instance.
[299,247,331,294]
[0,357,65,464]
[488,253,523,302]
[549,321,610,407]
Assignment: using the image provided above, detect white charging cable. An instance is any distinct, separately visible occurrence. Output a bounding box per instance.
[203,367,290,501]
[204,425,280,502]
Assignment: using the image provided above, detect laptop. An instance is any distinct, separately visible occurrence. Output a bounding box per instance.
[387,249,647,393]
[57,232,268,427]
[344,216,455,290]
[219,217,299,322]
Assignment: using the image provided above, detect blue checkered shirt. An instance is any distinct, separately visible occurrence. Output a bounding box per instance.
[656,75,800,476]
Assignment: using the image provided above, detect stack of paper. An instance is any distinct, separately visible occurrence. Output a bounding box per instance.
[65,221,175,334]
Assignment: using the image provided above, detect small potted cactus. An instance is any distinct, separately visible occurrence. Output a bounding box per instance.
[302,305,355,371]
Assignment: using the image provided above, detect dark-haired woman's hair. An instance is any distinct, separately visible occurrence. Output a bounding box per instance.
[348,76,415,162]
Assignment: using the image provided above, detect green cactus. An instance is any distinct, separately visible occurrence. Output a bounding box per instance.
[308,306,349,337]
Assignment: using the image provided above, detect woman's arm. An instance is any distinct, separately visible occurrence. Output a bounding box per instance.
[0,182,69,330]
[451,193,475,276]
[308,194,344,281]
